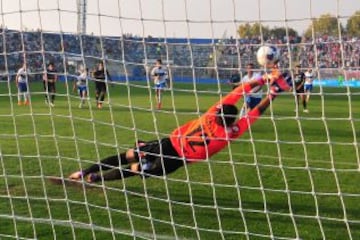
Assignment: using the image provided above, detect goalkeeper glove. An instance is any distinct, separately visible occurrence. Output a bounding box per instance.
[269,72,292,96]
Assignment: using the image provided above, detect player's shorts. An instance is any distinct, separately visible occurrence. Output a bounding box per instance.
[18,82,28,92]
[245,96,262,109]
[135,138,184,177]
[95,81,107,92]
[304,84,313,92]
[296,87,305,94]
[77,85,87,93]
[43,81,56,92]
[154,82,166,90]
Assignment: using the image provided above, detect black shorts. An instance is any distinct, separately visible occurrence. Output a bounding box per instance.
[135,138,184,176]
[95,81,107,92]
[296,87,304,94]
[43,81,56,92]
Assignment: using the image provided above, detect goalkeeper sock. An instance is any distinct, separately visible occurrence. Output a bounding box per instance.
[83,153,128,175]
[102,167,137,181]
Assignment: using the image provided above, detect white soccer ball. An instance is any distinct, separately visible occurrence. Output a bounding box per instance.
[256,45,280,67]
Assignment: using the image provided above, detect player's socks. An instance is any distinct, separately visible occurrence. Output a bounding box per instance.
[103,168,136,181]
[86,173,100,183]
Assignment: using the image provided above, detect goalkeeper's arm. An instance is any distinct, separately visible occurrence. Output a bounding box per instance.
[221,77,266,105]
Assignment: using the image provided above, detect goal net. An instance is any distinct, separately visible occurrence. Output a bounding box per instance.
[0,0,359,239]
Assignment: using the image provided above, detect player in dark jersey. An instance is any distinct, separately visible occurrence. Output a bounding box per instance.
[92,61,111,109]
[293,64,308,113]
[228,69,241,90]
[43,62,57,107]
[68,68,292,183]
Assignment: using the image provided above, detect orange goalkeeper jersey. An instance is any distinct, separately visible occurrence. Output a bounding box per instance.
[170,82,263,162]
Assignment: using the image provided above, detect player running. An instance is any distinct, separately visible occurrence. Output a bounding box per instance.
[16,63,30,106]
[151,59,168,110]
[68,66,292,183]
[43,62,57,107]
[293,64,308,113]
[93,61,111,109]
[73,67,89,108]
[304,68,314,111]
[239,63,263,116]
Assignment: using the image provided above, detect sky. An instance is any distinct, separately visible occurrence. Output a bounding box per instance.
[0,0,359,38]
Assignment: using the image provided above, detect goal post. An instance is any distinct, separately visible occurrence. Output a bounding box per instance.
[0,0,360,239]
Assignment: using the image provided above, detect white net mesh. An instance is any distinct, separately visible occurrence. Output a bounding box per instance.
[0,0,360,239]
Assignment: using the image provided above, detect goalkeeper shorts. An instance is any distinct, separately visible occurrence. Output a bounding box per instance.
[135,138,184,176]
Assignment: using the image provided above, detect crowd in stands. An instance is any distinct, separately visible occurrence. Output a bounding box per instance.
[0,28,359,81]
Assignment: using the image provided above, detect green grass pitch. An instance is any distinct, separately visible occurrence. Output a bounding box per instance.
[0,80,359,239]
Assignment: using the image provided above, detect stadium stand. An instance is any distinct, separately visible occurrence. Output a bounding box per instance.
[0,28,359,83]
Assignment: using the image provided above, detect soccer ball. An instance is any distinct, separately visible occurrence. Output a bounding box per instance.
[256,45,280,67]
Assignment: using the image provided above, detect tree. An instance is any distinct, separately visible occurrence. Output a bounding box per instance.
[346,10,360,37]
[304,14,343,38]
[269,27,299,42]
[238,23,252,38]
[237,22,270,40]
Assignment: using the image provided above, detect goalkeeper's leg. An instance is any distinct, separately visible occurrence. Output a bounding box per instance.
[87,166,137,182]
[69,153,130,180]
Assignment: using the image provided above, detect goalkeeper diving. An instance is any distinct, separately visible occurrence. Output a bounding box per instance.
[68,46,292,183]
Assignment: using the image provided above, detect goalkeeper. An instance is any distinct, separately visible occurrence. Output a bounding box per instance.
[69,69,292,183]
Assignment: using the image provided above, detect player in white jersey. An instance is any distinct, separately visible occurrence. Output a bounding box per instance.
[304,68,314,107]
[15,63,30,106]
[239,63,263,116]
[151,59,168,109]
[73,66,88,108]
